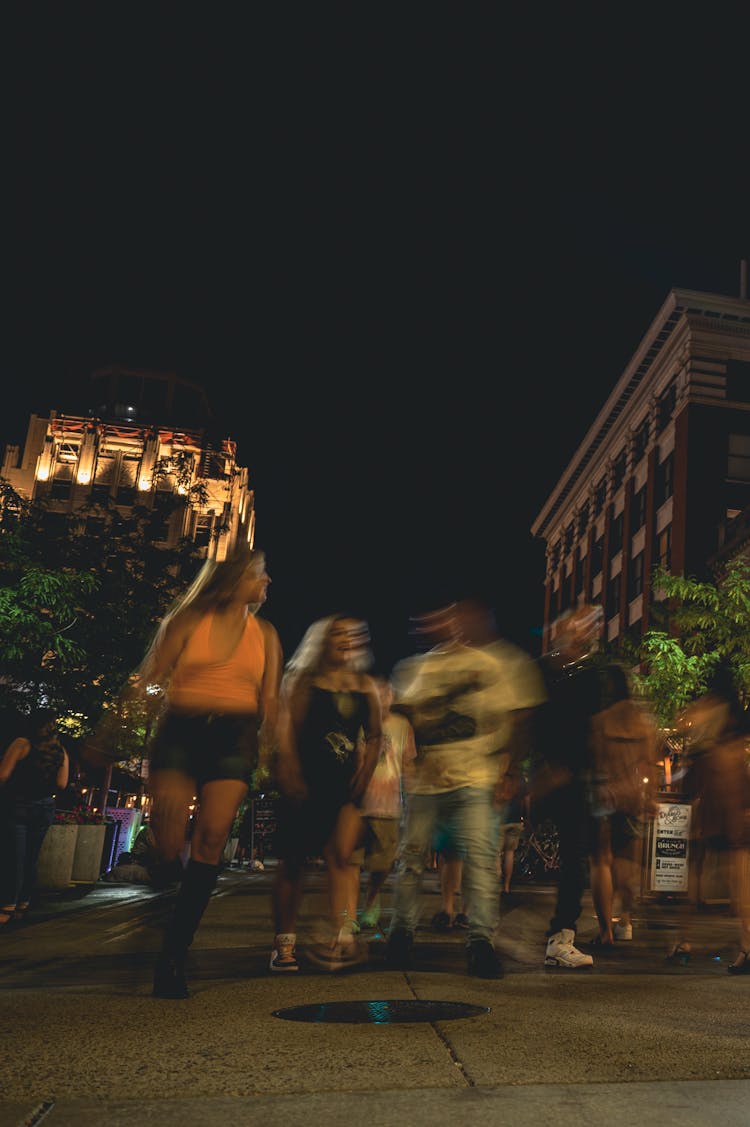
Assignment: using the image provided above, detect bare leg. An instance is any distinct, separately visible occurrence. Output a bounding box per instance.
[439,856,463,919]
[589,819,614,943]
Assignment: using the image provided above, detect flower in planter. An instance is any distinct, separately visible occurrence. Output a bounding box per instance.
[54,806,112,825]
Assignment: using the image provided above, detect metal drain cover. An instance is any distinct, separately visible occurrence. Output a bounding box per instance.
[272,999,490,1024]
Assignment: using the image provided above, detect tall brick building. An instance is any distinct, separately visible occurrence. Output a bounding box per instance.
[531,278,750,654]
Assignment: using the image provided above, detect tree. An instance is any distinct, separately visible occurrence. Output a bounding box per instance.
[0,475,207,756]
[635,559,750,727]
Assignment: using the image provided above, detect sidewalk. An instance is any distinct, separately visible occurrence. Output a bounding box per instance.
[1,865,749,1126]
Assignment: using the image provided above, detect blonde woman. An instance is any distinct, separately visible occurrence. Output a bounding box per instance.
[271,614,382,972]
[130,543,283,998]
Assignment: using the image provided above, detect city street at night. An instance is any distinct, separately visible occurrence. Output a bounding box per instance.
[0,864,748,1126]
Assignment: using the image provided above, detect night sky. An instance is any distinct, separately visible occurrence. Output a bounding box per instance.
[5,10,748,671]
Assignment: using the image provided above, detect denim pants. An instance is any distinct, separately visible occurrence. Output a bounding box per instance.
[0,797,55,909]
[390,786,499,943]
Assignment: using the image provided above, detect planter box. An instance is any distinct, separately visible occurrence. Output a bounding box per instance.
[72,824,108,883]
[36,823,79,890]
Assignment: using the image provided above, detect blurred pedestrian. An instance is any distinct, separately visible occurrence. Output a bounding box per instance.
[667,661,750,974]
[0,708,69,926]
[127,543,283,998]
[529,603,615,968]
[270,614,382,971]
[386,597,524,978]
[587,663,661,946]
[355,674,417,931]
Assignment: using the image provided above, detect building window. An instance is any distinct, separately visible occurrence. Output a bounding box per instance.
[728,433,750,482]
[591,534,604,577]
[550,539,561,571]
[727,360,750,403]
[632,416,649,464]
[630,483,646,532]
[628,552,644,600]
[564,521,574,556]
[656,383,677,434]
[577,501,590,538]
[575,552,585,595]
[115,486,136,506]
[594,477,607,517]
[655,524,672,572]
[609,508,624,555]
[194,516,213,548]
[612,448,627,492]
[655,452,674,507]
[607,572,621,617]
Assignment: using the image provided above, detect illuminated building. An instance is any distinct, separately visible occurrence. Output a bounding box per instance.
[1,365,254,558]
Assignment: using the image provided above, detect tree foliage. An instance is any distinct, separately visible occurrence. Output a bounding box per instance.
[0,475,205,753]
[634,559,750,727]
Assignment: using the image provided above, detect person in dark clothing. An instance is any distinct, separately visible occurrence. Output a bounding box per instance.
[529,603,612,968]
[271,614,382,972]
[0,708,70,925]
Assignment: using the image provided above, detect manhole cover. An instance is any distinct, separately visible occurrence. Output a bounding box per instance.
[272,999,490,1024]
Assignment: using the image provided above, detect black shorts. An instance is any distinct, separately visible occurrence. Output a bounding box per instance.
[148,711,259,789]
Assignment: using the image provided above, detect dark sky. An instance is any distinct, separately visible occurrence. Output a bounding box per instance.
[5,10,749,670]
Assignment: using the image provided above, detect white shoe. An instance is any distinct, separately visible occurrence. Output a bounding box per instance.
[545,928,593,967]
[613,921,633,941]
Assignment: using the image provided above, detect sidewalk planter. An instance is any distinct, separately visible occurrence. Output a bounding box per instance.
[36,823,79,890]
[71,823,108,883]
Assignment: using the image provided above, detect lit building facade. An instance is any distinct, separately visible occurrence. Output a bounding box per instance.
[1,366,255,559]
[531,285,750,654]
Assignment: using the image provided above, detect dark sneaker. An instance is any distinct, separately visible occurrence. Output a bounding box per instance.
[453,912,470,930]
[386,927,414,969]
[430,910,452,932]
[467,939,504,979]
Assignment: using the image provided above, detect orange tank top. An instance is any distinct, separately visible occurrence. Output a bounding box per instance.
[167,611,266,714]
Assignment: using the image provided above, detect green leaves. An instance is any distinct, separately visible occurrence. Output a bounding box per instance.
[637,559,750,726]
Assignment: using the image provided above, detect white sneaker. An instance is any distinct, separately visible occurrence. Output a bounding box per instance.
[613,921,633,941]
[545,928,594,967]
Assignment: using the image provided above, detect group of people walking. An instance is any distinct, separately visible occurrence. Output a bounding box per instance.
[3,541,749,1000]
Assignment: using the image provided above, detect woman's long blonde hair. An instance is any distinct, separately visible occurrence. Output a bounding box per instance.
[138,543,266,679]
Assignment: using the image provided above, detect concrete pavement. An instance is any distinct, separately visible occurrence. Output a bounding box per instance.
[0,864,749,1126]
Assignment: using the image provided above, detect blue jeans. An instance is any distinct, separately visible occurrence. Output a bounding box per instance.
[390,787,499,943]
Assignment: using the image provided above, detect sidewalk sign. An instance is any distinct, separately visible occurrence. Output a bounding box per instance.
[650,799,691,892]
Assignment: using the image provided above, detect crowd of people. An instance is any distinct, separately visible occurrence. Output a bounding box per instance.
[3,542,750,999]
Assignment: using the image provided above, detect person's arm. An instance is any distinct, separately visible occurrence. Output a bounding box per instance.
[56,747,70,790]
[274,673,309,801]
[133,610,196,695]
[401,718,418,795]
[257,619,283,757]
[0,737,30,785]
[350,675,383,802]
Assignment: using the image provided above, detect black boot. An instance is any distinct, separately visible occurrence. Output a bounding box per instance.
[152,859,220,999]
[152,952,189,999]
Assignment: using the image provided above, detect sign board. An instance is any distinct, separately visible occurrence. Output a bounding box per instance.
[251,797,278,857]
[650,802,691,892]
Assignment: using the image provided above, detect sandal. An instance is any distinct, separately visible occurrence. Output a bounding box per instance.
[727,950,750,975]
[666,942,691,965]
[588,935,615,949]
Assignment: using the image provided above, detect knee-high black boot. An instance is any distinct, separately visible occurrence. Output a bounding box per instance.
[153,859,220,999]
